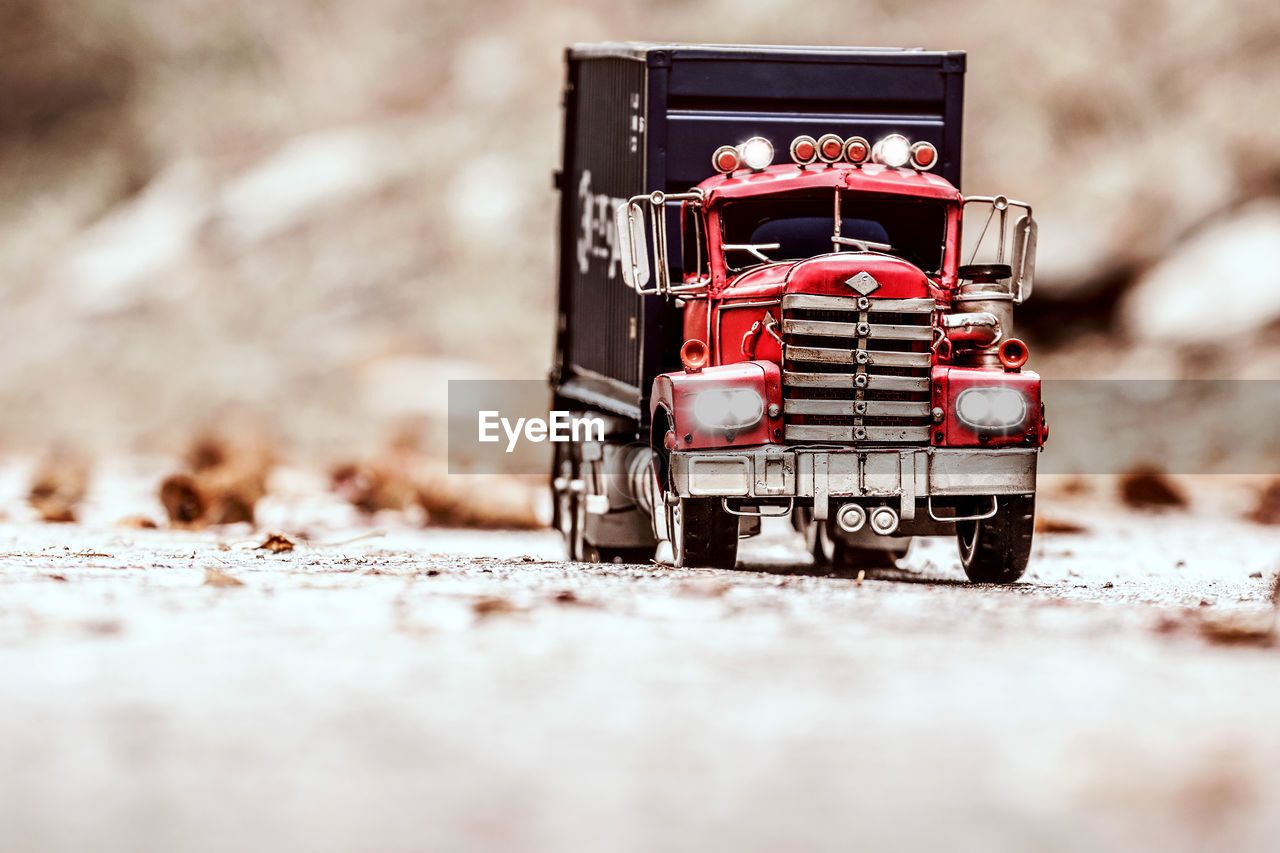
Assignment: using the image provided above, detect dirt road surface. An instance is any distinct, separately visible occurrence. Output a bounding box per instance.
[3,462,1280,852]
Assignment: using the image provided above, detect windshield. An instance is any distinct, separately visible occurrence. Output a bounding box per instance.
[719,189,948,275]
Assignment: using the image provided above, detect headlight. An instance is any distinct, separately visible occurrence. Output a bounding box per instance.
[955,387,1028,431]
[872,133,912,168]
[692,388,764,431]
[739,137,774,171]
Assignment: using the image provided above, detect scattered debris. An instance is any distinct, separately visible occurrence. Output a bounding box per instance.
[1119,467,1187,510]
[1250,571,1264,579]
[472,596,519,617]
[332,428,542,529]
[160,475,205,525]
[1197,614,1275,647]
[550,589,598,607]
[680,578,731,598]
[159,430,275,528]
[330,461,420,515]
[28,450,89,523]
[117,514,159,529]
[317,530,387,548]
[1247,479,1280,525]
[1035,515,1090,534]
[1058,476,1091,496]
[203,567,245,587]
[1153,574,1280,647]
[255,533,295,553]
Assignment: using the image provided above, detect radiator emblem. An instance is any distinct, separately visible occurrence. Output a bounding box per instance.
[844,272,880,295]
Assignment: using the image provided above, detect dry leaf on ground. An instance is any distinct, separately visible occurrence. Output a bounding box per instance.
[255,533,295,553]
[29,450,89,524]
[203,567,245,587]
[1119,467,1187,510]
[472,597,520,617]
[1035,516,1090,534]
[1246,480,1280,525]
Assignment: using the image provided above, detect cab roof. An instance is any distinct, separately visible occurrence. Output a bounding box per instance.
[698,163,962,204]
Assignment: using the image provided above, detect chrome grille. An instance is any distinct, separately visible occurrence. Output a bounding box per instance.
[781,293,935,443]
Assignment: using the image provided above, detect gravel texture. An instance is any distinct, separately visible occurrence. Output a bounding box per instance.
[3,464,1280,852]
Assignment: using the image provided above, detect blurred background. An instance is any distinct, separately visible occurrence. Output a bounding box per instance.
[3,0,1280,461]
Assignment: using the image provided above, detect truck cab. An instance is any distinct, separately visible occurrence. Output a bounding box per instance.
[614,132,1043,580]
[550,45,1044,581]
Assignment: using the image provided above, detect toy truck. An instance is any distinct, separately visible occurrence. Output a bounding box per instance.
[550,44,1045,582]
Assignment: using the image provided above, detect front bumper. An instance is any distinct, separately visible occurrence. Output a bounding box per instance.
[668,445,1037,521]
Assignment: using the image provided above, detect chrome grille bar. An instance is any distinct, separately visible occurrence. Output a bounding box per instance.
[784,345,932,368]
[779,291,936,446]
[784,424,934,443]
[783,399,933,418]
[784,294,935,313]
[781,318,934,340]
[783,371,930,392]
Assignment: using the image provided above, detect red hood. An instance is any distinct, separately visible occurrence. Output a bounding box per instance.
[785,253,934,299]
[720,253,940,302]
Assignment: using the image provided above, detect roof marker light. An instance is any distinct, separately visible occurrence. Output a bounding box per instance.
[712,145,740,174]
[843,136,870,165]
[739,136,774,171]
[789,135,818,165]
[910,141,938,171]
[816,133,844,164]
[872,133,912,169]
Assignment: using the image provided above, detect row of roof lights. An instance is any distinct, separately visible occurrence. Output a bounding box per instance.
[712,133,937,174]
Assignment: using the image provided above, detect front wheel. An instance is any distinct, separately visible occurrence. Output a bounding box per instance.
[666,496,738,569]
[956,494,1035,584]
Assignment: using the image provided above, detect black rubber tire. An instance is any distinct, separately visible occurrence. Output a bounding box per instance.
[667,497,739,569]
[956,494,1035,583]
[552,446,587,561]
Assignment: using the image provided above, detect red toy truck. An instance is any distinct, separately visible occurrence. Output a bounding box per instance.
[551,44,1044,582]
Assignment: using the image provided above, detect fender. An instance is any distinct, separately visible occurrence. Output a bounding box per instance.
[934,366,1046,448]
[651,360,784,451]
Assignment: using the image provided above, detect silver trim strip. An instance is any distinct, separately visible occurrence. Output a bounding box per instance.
[782,318,933,340]
[783,371,930,392]
[783,294,934,313]
[785,345,931,367]
[784,424,933,442]
[784,399,932,418]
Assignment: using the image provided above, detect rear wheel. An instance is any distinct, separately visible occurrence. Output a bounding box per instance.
[552,444,587,561]
[667,496,738,569]
[956,494,1035,583]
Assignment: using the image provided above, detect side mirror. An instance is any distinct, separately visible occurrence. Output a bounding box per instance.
[1011,214,1037,304]
[614,199,653,293]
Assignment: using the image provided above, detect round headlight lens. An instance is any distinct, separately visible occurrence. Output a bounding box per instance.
[954,387,1028,431]
[739,137,774,171]
[873,133,912,169]
[693,389,764,431]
